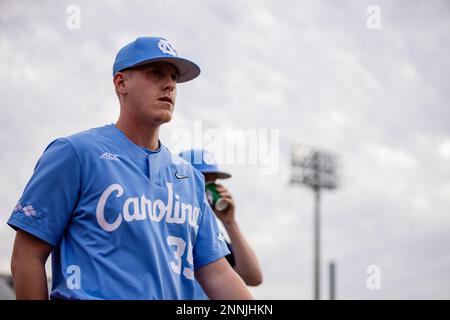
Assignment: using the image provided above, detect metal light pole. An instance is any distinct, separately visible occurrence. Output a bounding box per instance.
[329,261,336,300]
[314,186,320,300]
[290,144,338,300]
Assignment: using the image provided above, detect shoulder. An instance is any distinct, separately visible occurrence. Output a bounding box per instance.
[63,125,113,149]
[49,125,119,161]
[40,125,114,165]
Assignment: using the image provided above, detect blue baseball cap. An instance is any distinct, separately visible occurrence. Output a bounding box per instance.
[178,149,232,179]
[113,36,201,83]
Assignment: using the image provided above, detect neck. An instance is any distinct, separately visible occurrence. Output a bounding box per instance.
[115,116,160,151]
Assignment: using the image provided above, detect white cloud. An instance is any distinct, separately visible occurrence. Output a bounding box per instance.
[365,144,416,169]
[439,140,450,159]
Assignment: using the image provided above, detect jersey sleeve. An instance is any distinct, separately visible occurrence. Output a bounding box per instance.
[192,194,230,271]
[7,138,81,247]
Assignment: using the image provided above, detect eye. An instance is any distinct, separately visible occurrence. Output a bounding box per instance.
[145,66,178,82]
[171,72,179,82]
[149,68,164,78]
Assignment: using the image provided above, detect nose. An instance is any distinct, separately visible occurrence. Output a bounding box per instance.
[163,75,176,92]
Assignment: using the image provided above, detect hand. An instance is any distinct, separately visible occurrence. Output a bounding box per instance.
[213,183,236,225]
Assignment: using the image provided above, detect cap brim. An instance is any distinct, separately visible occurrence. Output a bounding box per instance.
[132,57,201,83]
[216,172,232,179]
[201,169,231,179]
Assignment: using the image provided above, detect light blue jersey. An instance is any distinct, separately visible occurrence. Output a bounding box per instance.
[8,124,229,300]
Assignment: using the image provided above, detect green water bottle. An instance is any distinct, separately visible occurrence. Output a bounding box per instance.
[205,182,229,211]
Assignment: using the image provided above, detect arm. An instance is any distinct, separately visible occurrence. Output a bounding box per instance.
[11,229,53,300]
[214,184,263,286]
[196,257,254,300]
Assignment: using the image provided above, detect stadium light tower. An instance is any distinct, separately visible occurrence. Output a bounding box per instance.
[290,144,338,300]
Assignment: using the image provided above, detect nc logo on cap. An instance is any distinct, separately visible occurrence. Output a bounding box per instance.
[157,39,177,57]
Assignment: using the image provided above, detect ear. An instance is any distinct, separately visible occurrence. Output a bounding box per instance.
[113,72,128,96]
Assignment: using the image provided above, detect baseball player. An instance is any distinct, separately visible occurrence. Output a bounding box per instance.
[179,149,263,299]
[8,36,253,300]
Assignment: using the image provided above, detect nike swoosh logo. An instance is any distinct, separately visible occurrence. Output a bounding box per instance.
[175,172,188,179]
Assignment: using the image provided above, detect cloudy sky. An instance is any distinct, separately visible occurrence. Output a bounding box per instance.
[1,0,449,299]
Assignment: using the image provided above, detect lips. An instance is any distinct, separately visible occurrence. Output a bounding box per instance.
[158,96,173,104]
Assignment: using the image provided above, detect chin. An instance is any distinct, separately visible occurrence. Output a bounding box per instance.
[154,113,173,124]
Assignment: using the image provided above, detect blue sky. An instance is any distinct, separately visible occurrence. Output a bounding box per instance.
[1,0,449,299]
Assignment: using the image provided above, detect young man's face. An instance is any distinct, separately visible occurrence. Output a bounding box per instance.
[118,61,179,126]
